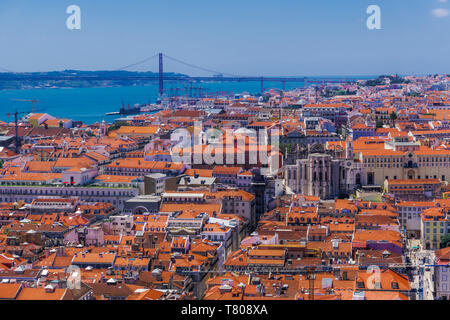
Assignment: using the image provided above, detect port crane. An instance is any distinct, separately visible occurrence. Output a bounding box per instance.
[304,79,354,87]
[6,108,44,154]
[11,99,39,113]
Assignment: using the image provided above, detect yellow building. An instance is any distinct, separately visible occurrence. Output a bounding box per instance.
[27,113,54,128]
[420,207,449,250]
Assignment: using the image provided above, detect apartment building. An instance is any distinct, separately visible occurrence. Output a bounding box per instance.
[0,184,138,210]
[434,247,450,300]
[397,201,435,238]
[106,215,134,236]
[385,178,442,201]
[420,207,449,250]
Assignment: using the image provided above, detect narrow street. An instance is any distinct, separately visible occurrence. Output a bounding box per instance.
[406,239,436,300]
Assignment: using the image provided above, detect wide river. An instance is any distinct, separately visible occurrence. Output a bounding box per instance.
[0,78,366,124]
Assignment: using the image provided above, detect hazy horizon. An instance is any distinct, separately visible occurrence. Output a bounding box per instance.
[0,0,449,76]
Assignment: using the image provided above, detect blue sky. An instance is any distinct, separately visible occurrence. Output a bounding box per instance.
[0,0,449,76]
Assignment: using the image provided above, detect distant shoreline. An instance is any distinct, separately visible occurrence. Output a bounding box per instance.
[0,70,379,92]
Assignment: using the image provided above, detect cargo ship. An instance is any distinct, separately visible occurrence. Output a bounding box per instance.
[106,103,163,116]
[119,104,141,115]
[106,103,141,116]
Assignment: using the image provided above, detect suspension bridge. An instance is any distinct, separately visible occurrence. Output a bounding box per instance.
[0,52,356,95]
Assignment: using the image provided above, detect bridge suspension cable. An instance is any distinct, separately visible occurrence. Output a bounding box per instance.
[162,53,244,77]
[114,53,159,71]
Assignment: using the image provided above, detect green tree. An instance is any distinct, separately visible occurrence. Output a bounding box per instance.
[107,121,129,133]
[440,234,450,248]
[376,120,383,128]
[390,111,398,127]
[279,143,295,156]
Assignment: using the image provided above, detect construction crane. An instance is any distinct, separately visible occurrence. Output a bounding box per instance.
[6,108,44,154]
[11,99,39,113]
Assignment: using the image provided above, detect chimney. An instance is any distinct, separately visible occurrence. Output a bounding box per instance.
[332,239,339,250]
[274,283,282,296]
[152,268,163,281]
[44,284,55,293]
[219,285,232,294]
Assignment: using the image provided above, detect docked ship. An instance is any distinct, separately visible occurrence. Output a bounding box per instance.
[106,103,163,116]
[106,103,141,116]
[140,104,163,113]
[119,104,141,115]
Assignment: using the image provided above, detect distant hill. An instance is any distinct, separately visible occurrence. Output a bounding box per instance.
[0,70,189,90]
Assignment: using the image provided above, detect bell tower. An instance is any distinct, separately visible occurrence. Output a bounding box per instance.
[100,119,107,137]
[346,135,353,160]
